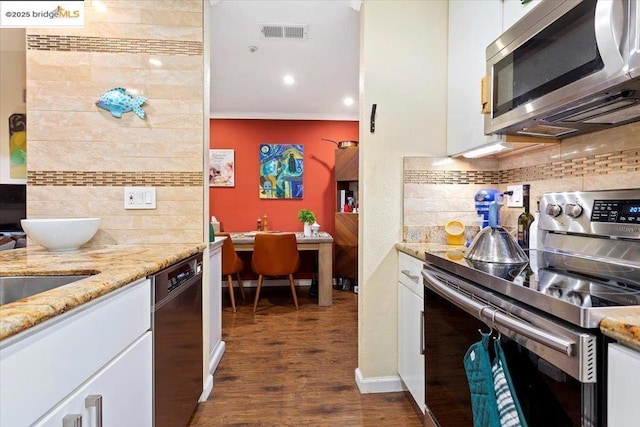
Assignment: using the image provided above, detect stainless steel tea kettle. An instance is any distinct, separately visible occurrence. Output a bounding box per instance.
[465,201,528,264]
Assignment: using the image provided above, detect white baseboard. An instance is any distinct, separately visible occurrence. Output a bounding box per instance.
[200,340,226,402]
[354,368,405,394]
[226,278,312,288]
[209,340,226,374]
[200,375,213,402]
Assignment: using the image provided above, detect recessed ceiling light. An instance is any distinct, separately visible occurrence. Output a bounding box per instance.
[148,58,162,67]
[283,75,295,86]
[343,97,354,106]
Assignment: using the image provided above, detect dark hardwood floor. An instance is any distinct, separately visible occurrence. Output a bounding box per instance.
[189,286,423,426]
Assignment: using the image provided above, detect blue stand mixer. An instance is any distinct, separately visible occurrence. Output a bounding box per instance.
[474,189,504,228]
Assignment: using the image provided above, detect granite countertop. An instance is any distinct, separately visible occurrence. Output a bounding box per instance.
[0,243,206,342]
[395,242,640,352]
[395,242,465,261]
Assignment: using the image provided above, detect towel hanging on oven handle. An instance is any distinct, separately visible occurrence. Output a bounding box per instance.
[463,326,527,426]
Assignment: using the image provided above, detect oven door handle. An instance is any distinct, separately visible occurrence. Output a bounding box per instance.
[423,270,574,356]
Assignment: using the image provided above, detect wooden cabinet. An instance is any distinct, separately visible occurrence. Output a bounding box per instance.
[608,343,640,427]
[397,252,425,413]
[335,146,358,286]
[0,278,152,426]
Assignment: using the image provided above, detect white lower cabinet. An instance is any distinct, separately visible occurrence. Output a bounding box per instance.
[608,343,640,427]
[0,278,152,427]
[397,252,425,413]
[35,332,152,426]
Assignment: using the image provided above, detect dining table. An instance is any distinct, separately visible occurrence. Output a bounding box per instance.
[228,231,334,306]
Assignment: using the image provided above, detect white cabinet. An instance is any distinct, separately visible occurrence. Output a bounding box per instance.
[397,252,425,413]
[0,278,152,426]
[35,333,152,427]
[447,0,504,156]
[208,238,225,376]
[608,343,640,427]
[446,0,544,156]
[502,0,542,32]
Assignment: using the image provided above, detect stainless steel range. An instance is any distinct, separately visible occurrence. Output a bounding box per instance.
[422,189,640,427]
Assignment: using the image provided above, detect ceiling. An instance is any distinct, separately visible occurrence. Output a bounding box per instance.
[208,0,361,121]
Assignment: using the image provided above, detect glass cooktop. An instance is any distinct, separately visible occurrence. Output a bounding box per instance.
[423,249,640,328]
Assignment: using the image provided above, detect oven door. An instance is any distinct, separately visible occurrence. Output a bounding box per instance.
[485,0,631,135]
[423,266,604,427]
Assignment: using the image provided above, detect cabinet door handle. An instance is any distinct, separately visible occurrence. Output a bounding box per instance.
[370,103,377,133]
[401,269,420,283]
[420,310,425,355]
[62,414,82,427]
[85,395,103,427]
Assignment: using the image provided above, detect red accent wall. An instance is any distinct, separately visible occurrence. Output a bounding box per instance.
[209,119,359,236]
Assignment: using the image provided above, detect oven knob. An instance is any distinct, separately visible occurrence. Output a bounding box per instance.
[565,203,583,219]
[545,203,562,217]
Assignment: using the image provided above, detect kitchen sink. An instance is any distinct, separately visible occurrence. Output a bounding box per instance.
[0,275,90,305]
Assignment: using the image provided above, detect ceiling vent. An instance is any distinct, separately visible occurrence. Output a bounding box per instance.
[259,24,308,39]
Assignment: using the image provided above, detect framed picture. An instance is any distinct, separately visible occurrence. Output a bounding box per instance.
[2,114,27,183]
[209,149,235,187]
[259,143,303,199]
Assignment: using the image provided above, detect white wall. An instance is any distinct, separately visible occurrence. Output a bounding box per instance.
[357,0,448,389]
[0,29,26,184]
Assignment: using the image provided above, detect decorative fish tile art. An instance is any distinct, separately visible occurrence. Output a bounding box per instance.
[96,87,147,119]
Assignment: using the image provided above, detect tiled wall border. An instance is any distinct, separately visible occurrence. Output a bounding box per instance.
[404,148,640,184]
[28,171,203,186]
[404,170,500,185]
[27,35,203,56]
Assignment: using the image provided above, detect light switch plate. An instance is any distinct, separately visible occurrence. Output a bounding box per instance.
[507,185,523,208]
[124,187,156,209]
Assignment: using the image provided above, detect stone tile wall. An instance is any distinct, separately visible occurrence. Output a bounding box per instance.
[403,121,640,243]
[25,0,204,245]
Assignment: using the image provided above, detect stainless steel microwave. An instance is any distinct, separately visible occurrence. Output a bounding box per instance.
[485,0,640,138]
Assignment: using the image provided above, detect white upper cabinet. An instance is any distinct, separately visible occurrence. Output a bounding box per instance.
[446,0,543,156]
[446,1,503,156]
[502,0,542,32]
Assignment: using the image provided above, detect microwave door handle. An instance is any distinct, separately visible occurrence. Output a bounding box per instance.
[595,0,626,75]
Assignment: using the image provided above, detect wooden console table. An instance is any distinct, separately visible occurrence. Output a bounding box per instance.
[228,232,334,306]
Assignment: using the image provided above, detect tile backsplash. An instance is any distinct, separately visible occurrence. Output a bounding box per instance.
[403,122,640,243]
[25,1,205,246]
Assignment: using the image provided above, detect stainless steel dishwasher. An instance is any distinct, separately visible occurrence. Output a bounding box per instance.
[151,252,203,427]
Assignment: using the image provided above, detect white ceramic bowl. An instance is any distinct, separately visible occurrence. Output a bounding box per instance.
[20,218,100,251]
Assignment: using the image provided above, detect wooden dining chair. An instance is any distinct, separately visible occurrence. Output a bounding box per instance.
[220,233,246,312]
[251,232,300,312]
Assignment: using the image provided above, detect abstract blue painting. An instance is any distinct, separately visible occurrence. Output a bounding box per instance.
[259,144,303,199]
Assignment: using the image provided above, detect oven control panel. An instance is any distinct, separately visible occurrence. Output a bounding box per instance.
[592,200,640,224]
[540,189,640,239]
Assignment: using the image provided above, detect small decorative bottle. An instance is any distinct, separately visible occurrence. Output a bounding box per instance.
[257,218,262,231]
[311,222,320,236]
[517,184,535,248]
[262,214,268,231]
